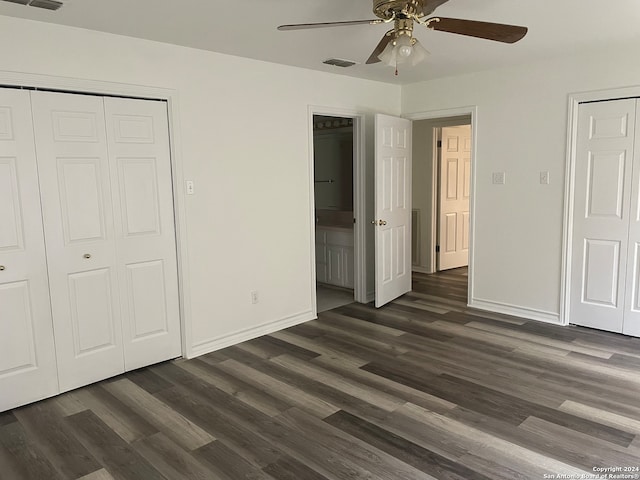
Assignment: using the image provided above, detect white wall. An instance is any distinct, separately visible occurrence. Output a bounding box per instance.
[403,46,640,322]
[0,15,401,356]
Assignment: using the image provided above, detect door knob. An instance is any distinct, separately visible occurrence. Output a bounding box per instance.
[0,265,5,271]
[380,220,387,226]
[83,254,92,259]
[371,220,387,226]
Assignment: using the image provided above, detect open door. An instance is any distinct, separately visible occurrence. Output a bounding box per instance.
[375,114,412,307]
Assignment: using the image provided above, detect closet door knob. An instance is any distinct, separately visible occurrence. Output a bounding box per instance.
[83,254,91,259]
[0,265,5,271]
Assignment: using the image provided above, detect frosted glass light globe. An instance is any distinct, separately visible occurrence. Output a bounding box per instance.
[398,44,413,57]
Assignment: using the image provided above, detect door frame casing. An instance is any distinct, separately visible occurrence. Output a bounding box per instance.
[0,70,193,357]
[406,106,478,306]
[308,106,367,311]
[561,85,640,326]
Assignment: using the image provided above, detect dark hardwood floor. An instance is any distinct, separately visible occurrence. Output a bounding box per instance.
[2,268,640,479]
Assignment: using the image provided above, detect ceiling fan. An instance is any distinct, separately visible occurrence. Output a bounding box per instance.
[278,0,527,71]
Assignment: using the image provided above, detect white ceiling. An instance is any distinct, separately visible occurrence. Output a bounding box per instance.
[2,0,640,85]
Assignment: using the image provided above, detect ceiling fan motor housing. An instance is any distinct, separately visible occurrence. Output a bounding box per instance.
[373,0,426,20]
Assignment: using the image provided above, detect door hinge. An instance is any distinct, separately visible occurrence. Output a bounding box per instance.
[436,245,440,253]
[437,140,442,148]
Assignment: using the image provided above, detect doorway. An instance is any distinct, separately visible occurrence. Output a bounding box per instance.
[308,107,477,312]
[408,108,476,306]
[412,116,472,272]
[312,114,356,313]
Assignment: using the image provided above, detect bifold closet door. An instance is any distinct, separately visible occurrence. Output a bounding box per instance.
[31,91,125,392]
[31,91,182,392]
[570,98,640,336]
[103,97,181,370]
[0,89,59,411]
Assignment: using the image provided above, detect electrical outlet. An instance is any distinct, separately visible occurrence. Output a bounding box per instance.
[492,172,506,185]
[540,171,550,185]
[185,180,195,195]
[251,290,259,304]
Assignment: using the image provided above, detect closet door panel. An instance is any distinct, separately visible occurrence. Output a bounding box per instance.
[57,158,107,242]
[104,98,181,370]
[31,91,125,392]
[67,268,117,355]
[119,158,161,236]
[0,89,58,412]
[0,160,22,249]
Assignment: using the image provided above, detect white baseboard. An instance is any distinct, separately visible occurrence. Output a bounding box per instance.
[469,298,561,325]
[412,266,434,274]
[187,310,316,359]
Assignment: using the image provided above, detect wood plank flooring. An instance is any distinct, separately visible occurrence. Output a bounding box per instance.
[2,268,640,479]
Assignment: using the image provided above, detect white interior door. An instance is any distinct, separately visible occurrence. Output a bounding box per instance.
[438,125,471,271]
[0,88,59,411]
[31,91,125,392]
[570,99,637,333]
[104,97,181,370]
[375,114,412,308]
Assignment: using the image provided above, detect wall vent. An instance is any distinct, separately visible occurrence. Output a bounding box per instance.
[323,58,357,68]
[2,0,63,10]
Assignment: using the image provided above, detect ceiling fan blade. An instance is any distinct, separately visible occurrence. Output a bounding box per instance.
[278,19,382,31]
[366,31,395,64]
[426,17,528,43]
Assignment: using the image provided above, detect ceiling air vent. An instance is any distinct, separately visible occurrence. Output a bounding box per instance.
[323,58,357,68]
[30,0,62,10]
[2,0,63,10]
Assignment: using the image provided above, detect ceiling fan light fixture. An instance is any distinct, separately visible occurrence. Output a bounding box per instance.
[378,34,402,66]
[397,37,413,58]
[378,33,426,67]
[408,37,429,65]
[378,42,394,66]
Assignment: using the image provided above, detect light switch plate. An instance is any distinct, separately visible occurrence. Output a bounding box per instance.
[186,180,195,195]
[540,171,550,185]
[492,172,506,185]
